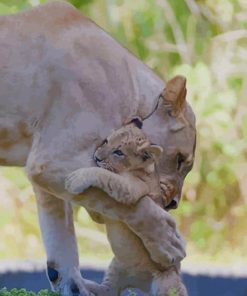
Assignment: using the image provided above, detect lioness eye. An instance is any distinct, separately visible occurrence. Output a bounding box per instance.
[177,153,186,170]
[113,149,124,156]
[102,139,108,145]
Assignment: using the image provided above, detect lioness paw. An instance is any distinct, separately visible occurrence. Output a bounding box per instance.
[48,265,95,296]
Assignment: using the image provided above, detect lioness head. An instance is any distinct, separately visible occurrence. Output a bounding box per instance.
[143,75,196,210]
[94,118,163,174]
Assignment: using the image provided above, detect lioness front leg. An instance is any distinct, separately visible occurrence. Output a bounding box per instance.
[65,167,149,205]
[34,187,93,296]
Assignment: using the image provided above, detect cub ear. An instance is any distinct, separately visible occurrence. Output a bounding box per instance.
[146,145,163,160]
[138,144,163,161]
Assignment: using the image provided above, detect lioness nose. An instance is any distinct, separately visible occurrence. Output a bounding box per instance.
[165,199,178,210]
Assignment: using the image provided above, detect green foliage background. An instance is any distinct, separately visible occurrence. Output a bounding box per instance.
[0,0,246,267]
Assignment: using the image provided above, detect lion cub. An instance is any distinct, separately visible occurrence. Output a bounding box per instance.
[66,118,187,296]
[66,119,163,207]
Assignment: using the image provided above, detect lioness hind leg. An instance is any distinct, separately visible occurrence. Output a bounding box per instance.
[34,187,93,296]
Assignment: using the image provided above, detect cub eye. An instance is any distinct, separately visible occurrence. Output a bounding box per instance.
[113,149,124,156]
[142,152,151,161]
[177,153,186,170]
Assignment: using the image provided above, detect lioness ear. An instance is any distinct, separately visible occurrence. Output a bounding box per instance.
[161,75,187,117]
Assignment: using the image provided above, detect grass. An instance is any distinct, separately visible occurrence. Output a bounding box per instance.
[0,289,143,296]
[0,289,58,296]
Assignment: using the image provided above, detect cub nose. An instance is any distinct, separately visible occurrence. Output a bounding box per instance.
[94,155,102,162]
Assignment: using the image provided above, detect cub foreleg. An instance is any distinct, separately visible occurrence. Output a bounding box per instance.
[65,167,149,205]
[84,258,122,296]
[86,258,152,296]
[152,265,188,296]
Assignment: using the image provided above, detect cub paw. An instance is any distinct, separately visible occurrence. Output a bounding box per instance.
[65,170,92,194]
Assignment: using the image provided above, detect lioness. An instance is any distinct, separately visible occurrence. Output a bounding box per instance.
[65,118,188,296]
[0,2,196,295]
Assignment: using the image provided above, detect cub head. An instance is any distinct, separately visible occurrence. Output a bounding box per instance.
[94,118,163,173]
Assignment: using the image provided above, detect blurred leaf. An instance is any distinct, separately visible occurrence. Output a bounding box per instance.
[242,114,247,141]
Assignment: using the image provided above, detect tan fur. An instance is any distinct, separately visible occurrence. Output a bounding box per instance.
[0,2,196,295]
[66,123,187,295]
